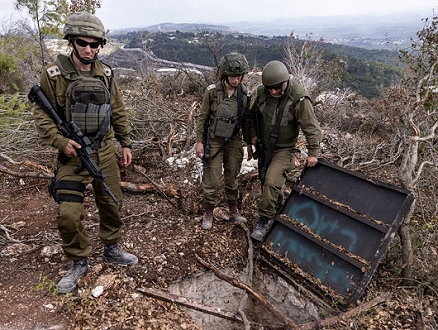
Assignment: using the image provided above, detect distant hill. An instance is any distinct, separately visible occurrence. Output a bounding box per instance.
[110,11,427,50]
[103,29,402,99]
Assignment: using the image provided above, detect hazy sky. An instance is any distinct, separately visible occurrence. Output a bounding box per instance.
[1,0,437,30]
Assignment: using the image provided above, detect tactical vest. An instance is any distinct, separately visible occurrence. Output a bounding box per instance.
[209,81,247,138]
[255,83,309,126]
[255,83,312,149]
[55,55,112,136]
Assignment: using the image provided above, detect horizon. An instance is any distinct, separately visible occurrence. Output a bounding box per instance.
[96,0,436,30]
[105,11,427,45]
[1,0,436,31]
[106,9,431,32]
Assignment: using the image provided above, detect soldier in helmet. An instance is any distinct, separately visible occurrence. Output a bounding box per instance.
[195,52,251,230]
[246,60,322,241]
[33,12,137,294]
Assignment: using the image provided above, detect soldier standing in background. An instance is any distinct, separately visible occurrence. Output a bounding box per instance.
[195,52,251,230]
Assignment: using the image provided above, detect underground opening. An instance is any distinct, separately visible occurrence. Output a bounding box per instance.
[143,159,414,329]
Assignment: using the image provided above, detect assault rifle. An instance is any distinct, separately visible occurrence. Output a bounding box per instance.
[253,108,264,187]
[28,85,118,205]
[202,116,211,181]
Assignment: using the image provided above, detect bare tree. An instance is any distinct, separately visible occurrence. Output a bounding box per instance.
[283,32,347,98]
[0,20,40,92]
[14,0,69,66]
[325,13,438,279]
[14,0,102,67]
[198,29,226,79]
[68,0,101,13]
[372,15,438,278]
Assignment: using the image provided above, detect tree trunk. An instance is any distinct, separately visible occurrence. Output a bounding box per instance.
[398,199,416,279]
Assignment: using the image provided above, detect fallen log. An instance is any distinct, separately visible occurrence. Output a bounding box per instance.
[0,164,53,179]
[120,181,180,198]
[0,164,180,198]
[133,164,181,209]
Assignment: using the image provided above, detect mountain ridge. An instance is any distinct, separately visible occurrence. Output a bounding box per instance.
[111,11,427,50]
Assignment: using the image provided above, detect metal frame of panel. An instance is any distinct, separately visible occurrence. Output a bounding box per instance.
[261,159,414,305]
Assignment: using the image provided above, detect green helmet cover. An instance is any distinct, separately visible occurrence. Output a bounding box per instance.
[63,12,107,45]
[262,60,290,86]
[219,52,249,76]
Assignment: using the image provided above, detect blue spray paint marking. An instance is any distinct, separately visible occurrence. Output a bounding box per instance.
[270,228,355,292]
[287,201,358,251]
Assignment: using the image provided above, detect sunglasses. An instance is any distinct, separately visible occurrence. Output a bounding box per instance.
[266,83,284,91]
[74,37,100,49]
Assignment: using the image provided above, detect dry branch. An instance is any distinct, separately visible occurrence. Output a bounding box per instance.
[196,254,300,330]
[137,287,284,329]
[120,181,179,197]
[0,224,21,243]
[0,153,50,170]
[299,293,392,329]
[167,124,175,156]
[184,101,198,150]
[132,164,181,205]
[236,222,254,330]
[0,164,53,179]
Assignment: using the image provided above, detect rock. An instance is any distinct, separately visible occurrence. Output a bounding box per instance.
[40,245,61,258]
[91,274,118,297]
[91,285,104,298]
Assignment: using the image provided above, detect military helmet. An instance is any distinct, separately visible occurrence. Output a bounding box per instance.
[262,60,290,86]
[63,12,107,45]
[218,52,249,76]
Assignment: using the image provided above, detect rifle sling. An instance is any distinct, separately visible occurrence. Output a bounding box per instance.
[210,83,244,160]
[262,91,290,172]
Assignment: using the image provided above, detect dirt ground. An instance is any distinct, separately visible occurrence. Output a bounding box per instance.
[0,148,437,330]
[0,147,258,330]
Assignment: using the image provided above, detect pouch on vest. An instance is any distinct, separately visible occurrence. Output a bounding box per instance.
[65,77,111,135]
[213,97,239,138]
[71,103,111,135]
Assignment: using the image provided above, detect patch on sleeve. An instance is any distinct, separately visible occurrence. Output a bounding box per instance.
[207,83,216,91]
[103,67,112,77]
[46,65,61,78]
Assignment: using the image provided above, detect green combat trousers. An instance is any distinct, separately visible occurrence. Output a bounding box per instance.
[259,148,295,219]
[203,136,244,205]
[55,139,123,260]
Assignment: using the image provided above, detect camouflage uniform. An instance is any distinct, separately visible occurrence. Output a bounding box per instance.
[32,8,133,263]
[247,82,321,220]
[33,11,137,294]
[195,52,250,229]
[195,81,249,204]
[33,53,131,259]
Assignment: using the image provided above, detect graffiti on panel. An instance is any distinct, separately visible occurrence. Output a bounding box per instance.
[286,200,358,252]
[269,227,357,294]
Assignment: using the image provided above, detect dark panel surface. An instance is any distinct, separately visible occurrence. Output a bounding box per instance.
[262,159,415,305]
[265,221,363,299]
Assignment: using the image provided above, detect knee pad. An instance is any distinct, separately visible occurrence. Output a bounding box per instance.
[49,179,85,203]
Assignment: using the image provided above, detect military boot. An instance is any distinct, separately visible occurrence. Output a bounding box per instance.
[103,244,138,265]
[57,258,89,294]
[251,216,273,241]
[228,200,247,223]
[202,203,214,230]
